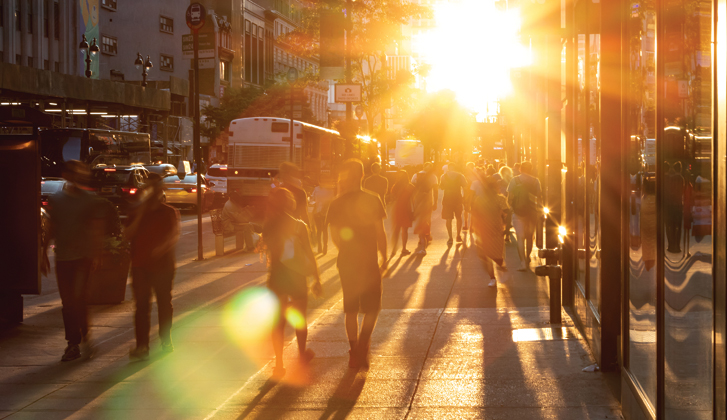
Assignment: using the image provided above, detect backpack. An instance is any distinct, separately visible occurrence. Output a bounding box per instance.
[510,177,535,217]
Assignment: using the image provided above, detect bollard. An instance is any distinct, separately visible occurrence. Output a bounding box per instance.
[536,246,563,324]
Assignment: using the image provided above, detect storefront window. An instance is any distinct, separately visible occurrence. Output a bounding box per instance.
[626,0,657,409]
[587,4,601,313]
[662,0,713,417]
[576,27,587,290]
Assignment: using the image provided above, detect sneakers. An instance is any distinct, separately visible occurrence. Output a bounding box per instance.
[129,346,150,362]
[416,249,427,256]
[401,249,411,257]
[161,339,174,353]
[447,238,454,245]
[488,279,497,287]
[456,235,463,243]
[61,344,81,362]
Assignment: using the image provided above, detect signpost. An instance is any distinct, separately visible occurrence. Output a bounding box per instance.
[187,2,206,261]
[334,83,362,102]
[182,33,215,59]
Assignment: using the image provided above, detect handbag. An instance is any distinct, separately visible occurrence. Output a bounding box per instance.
[280,221,317,277]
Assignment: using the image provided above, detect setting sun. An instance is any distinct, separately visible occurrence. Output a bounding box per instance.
[416,0,531,118]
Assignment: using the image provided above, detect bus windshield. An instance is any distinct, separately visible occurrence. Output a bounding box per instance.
[41,129,151,177]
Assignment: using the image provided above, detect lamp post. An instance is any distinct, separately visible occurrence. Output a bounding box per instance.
[134,53,153,87]
[79,34,100,78]
[287,67,298,162]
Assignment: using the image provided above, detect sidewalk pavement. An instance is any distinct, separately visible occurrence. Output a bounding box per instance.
[0,216,622,419]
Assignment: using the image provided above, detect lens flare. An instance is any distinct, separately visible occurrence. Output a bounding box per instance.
[340,227,354,241]
[223,286,280,348]
[285,306,306,330]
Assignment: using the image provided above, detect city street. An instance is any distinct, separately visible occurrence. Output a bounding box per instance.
[0,207,622,419]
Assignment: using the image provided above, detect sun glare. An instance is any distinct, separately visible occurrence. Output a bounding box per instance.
[418,1,530,117]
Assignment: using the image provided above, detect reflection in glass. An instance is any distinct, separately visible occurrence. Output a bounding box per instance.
[587,15,601,312]
[626,1,657,409]
[662,0,713,418]
[576,31,587,289]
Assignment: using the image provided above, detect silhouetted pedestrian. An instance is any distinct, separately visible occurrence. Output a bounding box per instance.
[472,175,509,287]
[390,170,415,258]
[326,159,388,368]
[263,187,321,378]
[507,161,542,271]
[45,160,106,362]
[125,173,180,361]
[412,162,438,255]
[364,162,388,205]
[439,162,468,245]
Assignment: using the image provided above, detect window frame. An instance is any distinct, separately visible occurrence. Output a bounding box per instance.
[101,35,118,56]
[101,0,117,11]
[159,15,173,34]
[159,54,174,72]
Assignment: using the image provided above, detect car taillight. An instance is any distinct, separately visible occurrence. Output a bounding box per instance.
[121,187,138,195]
[42,201,49,206]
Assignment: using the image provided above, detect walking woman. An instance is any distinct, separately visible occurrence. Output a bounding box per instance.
[471,175,509,287]
[390,170,415,258]
[262,188,322,378]
[498,165,514,241]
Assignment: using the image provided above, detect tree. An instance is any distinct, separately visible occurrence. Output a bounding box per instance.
[201,87,263,140]
[284,0,432,134]
[405,90,477,161]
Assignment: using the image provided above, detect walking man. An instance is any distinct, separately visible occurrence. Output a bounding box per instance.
[326,159,388,368]
[507,161,542,271]
[439,162,468,245]
[364,162,389,206]
[125,174,180,360]
[45,160,105,361]
[279,162,309,226]
[412,162,439,254]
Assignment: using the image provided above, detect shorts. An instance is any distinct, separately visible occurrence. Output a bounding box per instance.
[441,199,463,220]
[340,271,382,314]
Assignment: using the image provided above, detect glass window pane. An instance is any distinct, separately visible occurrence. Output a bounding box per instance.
[588,5,601,312]
[662,0,713,417]
[576,29,587,289]
[626,0,657,409]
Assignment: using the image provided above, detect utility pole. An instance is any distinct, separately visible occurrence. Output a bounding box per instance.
[345,0,353,155]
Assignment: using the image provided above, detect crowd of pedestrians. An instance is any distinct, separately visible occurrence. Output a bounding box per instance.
[43,156,541,377]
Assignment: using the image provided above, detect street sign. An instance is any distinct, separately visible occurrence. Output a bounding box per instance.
[197,58,215,69]
[182,33,215,59]
[335,84,362,102]
[293,111,303,118]
[186,3,206,31]
[355,105,363,119]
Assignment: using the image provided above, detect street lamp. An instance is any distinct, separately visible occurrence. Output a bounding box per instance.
[79,34,100,78]
[287,67,298,162]
[134,53,153,87]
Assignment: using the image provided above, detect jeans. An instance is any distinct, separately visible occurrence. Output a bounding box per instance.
[132,258,175,348]
[512,214,536,265]
[314,212,328,252]
[56,258,92,345]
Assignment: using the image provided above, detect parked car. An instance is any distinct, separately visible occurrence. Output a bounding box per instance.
[205,164,228,208]
[144,163,178,177]
[40,177,66,207]
[90,165,154,213]
[162,173,214,210]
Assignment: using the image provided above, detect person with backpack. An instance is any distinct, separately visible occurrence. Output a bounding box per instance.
[411,162,439,255]
[439,162,468,245]
[507,161,542,271]
[263,187,322,378]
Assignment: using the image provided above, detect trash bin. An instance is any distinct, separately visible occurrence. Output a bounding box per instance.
[87,249,130,304]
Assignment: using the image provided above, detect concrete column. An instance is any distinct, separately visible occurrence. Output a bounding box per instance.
[32,0,42,69]
[48,0,55,70]
[3,0,13,63]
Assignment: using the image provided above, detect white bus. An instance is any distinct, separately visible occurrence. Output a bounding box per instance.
[226,117,345,205]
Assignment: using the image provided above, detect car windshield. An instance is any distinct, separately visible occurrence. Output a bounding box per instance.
[41,181,65,194]
[92,170,132,184]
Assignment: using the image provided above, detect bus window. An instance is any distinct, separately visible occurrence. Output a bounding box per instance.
[62,137,81,161]
[271,122,289,133]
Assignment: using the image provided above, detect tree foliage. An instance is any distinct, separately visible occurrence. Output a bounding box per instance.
[284,0,432,135]
[405,90,477,159]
